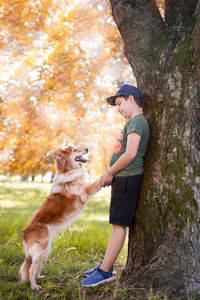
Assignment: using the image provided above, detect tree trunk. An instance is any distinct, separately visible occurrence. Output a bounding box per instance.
[20,174,28,182]
[50,173,54,183]
[109,0,200,298]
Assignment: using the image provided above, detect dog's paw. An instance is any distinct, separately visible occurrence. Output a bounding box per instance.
[97,177,103,189]
[36,274,45,279]
[32,284,42,291]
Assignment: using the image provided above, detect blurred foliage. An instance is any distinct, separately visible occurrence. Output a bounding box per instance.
[0,0,164,178]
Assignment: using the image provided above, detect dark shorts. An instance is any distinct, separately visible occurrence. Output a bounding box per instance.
[109,174,143,228]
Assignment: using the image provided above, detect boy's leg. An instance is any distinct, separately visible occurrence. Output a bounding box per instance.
[100,224,126,272]
[80,224,126,286]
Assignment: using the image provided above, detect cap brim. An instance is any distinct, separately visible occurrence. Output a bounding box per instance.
[106,96,117,106]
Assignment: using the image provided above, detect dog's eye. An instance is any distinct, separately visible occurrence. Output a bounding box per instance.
[73,149,77,152]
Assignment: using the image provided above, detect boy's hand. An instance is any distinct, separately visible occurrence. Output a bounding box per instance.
[101,172,113,187]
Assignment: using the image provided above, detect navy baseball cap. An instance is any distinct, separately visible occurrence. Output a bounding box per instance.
[106,84,142,106]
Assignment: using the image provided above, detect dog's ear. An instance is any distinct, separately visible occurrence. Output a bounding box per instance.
[49,148,62,159]
[63,146,73,153]
[49,147,72,172]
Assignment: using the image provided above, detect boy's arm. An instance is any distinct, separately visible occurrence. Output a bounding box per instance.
[102,132,141,186]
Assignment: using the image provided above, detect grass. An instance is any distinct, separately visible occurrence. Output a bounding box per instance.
[0,180,168,300]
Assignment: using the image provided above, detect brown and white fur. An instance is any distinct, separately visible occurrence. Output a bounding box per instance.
[19,146,102,290]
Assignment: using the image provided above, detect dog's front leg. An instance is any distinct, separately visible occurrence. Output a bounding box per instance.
[85,177,102,198]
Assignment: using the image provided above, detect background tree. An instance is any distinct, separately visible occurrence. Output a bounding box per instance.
[0,0,134,178]
[109,0,200,297]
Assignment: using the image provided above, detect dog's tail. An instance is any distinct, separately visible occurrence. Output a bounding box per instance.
[19,257,32,281]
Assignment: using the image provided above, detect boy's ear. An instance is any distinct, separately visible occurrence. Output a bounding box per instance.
[128,95,135,103]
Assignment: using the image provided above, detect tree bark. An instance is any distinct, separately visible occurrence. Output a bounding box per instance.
[109,0,200,298]
[165,0,198,42]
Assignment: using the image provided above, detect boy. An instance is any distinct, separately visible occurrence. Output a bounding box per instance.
[80,83,150,287]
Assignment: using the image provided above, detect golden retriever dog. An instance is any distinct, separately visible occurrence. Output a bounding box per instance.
[19,146,102,290]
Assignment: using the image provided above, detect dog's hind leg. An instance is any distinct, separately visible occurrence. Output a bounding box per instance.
[29,254,46,291]
[29,240,50,290]
[19,257,32,281]
[36,264,45,279]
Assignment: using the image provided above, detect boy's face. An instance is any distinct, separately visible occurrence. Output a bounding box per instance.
[115,96,134,119]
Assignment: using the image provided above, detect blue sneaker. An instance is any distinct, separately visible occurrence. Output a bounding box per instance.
[84,262,102,277]
[80,267,115,287]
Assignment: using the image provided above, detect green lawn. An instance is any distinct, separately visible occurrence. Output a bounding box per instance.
[0,181,131,300]
[0,181,169,300]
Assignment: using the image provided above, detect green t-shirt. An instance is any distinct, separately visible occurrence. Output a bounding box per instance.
[110,114,150,177]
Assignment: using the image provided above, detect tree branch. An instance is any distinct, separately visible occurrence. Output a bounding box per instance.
[165,0,198,42]
[109,0,168,80]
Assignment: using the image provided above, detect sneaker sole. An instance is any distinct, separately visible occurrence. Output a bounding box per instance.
[81,276,115,287]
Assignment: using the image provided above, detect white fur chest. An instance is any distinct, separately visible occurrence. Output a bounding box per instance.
[51,169,90,197]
